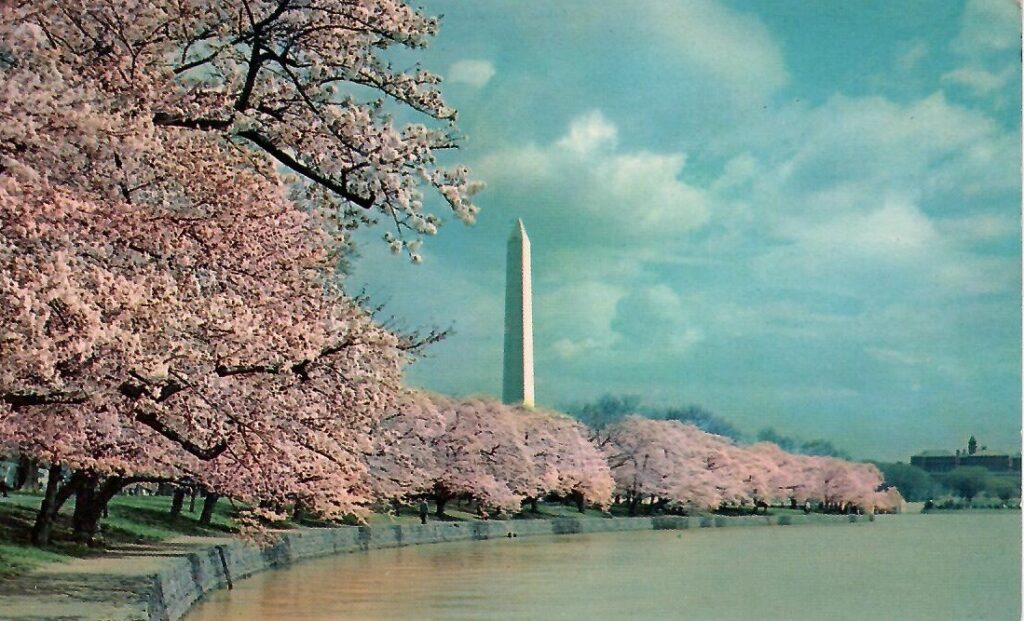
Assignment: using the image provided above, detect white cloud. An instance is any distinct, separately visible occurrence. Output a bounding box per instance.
[705,88,1019,334]
[713,92,1017,220]
[898,41,929,71]
[942,65,1016,96]
[556,111,618,154]
[792,201,941,262]
[447,59,496,88]
[943,0,1019,104]
[611,284,704,352]
[551,337,601,360]
[476,111,710,242]
[540,280,624,361]
[952,0,1021,57]
[646,0,789,100]
[933,255,1019,295]
[935,213,1017,242]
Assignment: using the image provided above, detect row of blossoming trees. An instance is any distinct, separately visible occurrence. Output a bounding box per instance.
[0,0,480,544]
[0,0,901,547]
[366,394,902,521]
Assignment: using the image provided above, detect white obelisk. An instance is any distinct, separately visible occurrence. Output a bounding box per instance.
[503,219,534,407]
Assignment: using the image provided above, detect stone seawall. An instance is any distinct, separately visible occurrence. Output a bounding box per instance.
[0,513,873,621]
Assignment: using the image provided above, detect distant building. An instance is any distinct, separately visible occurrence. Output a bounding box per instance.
[911,436,1021,476]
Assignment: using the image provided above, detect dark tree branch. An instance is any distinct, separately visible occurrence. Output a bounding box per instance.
[135,409,228,460]
[152,112,233,130]
[173,48,224,74]
[234,45,264,111]
[3,390,90,408]
[234,129,375,208]
[215,362,284,377]
[216,338,357,379]
[397,328,448,353]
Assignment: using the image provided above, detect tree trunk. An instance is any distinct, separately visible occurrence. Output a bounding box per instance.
[653,498,669,514]
[628,492,640,516]
[71,474,98,537]
[25,461,42,490]
[188,488,198,513]
[435,495,448,518]
[571,491,586,513]
[529,497,539,513]
[72,476,124,546]
[73,495,102,545]
[169,487,186,519]
[199,493,220,526]
[292,504,304,523]
[31,464,63,546]
[13,454,33,490]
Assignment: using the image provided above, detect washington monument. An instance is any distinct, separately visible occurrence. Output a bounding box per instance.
[503,218,534,407]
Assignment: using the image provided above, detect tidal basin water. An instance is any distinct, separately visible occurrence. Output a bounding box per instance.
[188,512,1021,621]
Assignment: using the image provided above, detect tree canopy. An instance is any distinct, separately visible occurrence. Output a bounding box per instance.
[942,467,992,502]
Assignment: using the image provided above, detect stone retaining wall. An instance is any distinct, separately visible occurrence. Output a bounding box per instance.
[0,513,873,621]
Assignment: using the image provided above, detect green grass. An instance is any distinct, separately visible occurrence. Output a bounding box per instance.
[517,503,609,520]
[364,500,500,525]
[0,492,236,581]
[364,499,613,525]
[0,492,818,582]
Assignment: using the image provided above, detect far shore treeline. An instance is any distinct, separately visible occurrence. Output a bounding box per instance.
[567,395,1022,507]
[0,0,986,557]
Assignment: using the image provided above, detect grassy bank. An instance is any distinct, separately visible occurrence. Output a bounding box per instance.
[0,492,236,580]
[1,493,598,579]
[1,492,815,582]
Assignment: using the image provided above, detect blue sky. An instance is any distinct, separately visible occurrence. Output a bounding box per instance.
[350,0,1021,461]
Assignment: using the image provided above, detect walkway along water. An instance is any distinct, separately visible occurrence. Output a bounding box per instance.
[0,513,873,621]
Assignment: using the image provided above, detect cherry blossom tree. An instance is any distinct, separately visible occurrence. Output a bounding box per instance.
[368,393,532,517]
[364,390,449,506]
[517,407,614,512]
[600,416,720,514]
[745,442,811,507]
[1,0,478,544]
[871,486,905,514]
[599,417,887,516]
[368,395,617,517]
[2,1,480,249]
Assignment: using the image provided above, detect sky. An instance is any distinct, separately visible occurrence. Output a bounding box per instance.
[349,0,1022,461]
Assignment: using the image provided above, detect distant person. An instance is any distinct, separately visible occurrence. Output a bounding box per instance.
[419,500,429,525]
[803,500,811,514]
[923,499,934,512]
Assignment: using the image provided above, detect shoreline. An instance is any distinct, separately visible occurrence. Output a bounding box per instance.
[0,513,873,621]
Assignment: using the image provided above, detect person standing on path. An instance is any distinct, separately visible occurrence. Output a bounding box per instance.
[419,500,429,525]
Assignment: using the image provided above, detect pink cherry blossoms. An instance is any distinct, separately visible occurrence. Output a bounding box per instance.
[0,0,475,543]
[599,416,899,515]
[368,393,614,517]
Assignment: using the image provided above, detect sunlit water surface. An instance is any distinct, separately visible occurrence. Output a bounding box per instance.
[188,513,1021,621]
